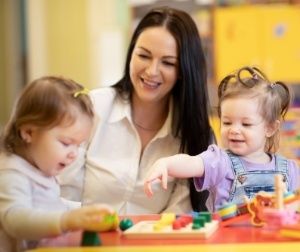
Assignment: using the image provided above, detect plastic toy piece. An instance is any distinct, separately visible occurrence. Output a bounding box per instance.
[200,212,212,222]
[261,208,299,230]
[246,174,300,229]
[153,213,176,231]
[119,218,134,231]
[173,215,193,229]
[81,231,101,246]
[284,192,296,203]
[219,212,251,227]
[86,213,119,232]
[192,216,205,229]
[158,213,176,225]
[216,175,300,230]
[247,192,275,227]
[280,224,300,239]
[122,212,219,239]
[217,203,238,220]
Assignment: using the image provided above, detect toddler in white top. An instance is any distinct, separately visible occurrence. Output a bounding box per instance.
[0,76,114,252]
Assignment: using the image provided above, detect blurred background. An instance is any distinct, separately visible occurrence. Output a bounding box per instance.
[1,0,300,161]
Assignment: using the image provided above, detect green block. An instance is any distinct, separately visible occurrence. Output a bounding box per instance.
[199,211,212,222]
[192,223,201,230]
[193,216,205,227]
[81,231,101,246]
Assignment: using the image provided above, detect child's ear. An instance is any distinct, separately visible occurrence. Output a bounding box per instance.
[266,120,280,137]
[19,124,36,143]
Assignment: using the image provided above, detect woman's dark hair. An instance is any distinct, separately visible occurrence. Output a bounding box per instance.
[113,7,212,211]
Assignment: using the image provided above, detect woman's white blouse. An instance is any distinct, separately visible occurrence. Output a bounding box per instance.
[58,87,192,214]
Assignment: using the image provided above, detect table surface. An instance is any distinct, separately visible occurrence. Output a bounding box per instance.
[28,214,300,252]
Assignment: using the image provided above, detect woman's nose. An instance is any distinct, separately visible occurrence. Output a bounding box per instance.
[145,60,159,76]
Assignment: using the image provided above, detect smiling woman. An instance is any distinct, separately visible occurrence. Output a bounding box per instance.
[129,26,179,146]
[58,6,214,214]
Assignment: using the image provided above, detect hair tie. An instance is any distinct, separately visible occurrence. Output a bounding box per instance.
[73,87,90,98]
[253,74,259,80]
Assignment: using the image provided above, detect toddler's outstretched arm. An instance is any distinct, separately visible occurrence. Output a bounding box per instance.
[144,154,204,197]
[61,204,116,232]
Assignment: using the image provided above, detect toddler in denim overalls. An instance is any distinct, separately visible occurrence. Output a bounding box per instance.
[144,66,300,212]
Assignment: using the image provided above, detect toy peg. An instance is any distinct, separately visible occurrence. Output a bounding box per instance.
[81,231,101,246]
[275,174,284,210]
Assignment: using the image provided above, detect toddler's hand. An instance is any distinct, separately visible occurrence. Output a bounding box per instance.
[144,158,169,197]
[61,204,117,232]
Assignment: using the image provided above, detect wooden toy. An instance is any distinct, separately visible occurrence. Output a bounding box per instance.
[217,203,238,220]
[217,175,300,228]
[244,174,300,239]
[216,202,252,227]
[274,174,284,210]
[153,213,176,231]
[247,191,275,226]
[122,212,219,239]
[92,213,119,232]
[82,213,119,233]
[81,231,101,246]
[280,224,300,239]
[247,175,300,228]
[119,218,134,231]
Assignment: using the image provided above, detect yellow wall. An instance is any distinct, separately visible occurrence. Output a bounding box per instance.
[27,0,130,88]
[27,0,90,86]
[45,0,89,85]
[214,5,300,83]
[0,0,24,128]
[0,0,7,127]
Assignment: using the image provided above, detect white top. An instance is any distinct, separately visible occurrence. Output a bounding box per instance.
[58,87,192,214]
[0,153,75,252]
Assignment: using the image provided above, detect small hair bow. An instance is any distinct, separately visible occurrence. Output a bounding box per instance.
[73,87,90,98]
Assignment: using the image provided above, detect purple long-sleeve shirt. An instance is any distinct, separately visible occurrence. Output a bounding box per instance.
[194,144,300,212]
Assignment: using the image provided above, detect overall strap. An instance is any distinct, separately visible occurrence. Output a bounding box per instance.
[227,151,245,175]
[274,154,288,173]
[226,151,246,203]
[274,154,290,191]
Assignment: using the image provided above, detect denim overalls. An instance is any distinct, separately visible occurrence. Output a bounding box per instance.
[227,152,290,205]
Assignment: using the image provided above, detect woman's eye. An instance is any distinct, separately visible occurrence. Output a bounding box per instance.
[243,123,252,127]
[138,54,150,59]
[163,61,176,67]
